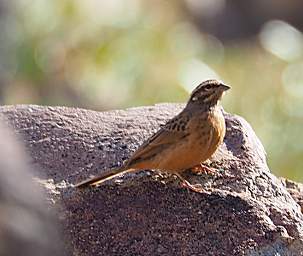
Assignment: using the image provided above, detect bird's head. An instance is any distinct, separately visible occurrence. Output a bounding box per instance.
[187,79,230,108]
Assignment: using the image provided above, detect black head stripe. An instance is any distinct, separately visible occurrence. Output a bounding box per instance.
[190,79,221,97]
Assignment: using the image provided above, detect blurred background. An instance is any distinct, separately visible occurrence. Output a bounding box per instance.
[0,0,302,181]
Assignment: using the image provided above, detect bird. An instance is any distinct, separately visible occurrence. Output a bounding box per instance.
[75,79,230,193]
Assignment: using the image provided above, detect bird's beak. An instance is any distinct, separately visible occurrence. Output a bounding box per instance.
[220,83,230,91]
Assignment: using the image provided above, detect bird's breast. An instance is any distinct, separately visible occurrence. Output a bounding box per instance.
[154,108,226,172]
[190,108,226,161]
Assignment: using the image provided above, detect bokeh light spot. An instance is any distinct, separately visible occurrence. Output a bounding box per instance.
[179,59,219,93]
[259,20,303,62]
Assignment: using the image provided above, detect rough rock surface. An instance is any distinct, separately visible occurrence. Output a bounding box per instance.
[0,104,303,256]
[282,178,303,213]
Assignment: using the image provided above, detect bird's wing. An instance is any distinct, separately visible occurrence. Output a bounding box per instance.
[126,113,190,167]
[75,114,190,188]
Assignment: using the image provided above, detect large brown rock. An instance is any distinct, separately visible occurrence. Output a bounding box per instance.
[1,104,303,256]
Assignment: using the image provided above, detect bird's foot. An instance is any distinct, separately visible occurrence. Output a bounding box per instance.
[191,164,217,176]
[180,180,205,194]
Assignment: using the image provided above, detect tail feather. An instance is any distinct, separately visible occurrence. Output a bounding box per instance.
[75,166,133,188]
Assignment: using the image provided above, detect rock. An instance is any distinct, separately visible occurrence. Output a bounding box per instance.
[0,121,62,256]
[0,104,303,256]
[281,178,303,213]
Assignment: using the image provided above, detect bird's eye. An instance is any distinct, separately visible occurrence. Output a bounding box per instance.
[204,84,212,90]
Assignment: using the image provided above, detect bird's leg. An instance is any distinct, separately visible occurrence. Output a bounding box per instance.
[175,173,205,193]
[191,163,217,175]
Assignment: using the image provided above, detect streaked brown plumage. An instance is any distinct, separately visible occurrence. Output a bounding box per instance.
[76,79,230,193]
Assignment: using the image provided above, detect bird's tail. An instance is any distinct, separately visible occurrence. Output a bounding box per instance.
[75,166,134,188]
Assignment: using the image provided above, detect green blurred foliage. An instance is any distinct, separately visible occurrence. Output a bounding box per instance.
[1,0,303,180]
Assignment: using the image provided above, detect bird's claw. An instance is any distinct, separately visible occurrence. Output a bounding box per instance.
[191,164,219,176]
[180,180,205,193]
